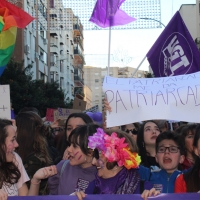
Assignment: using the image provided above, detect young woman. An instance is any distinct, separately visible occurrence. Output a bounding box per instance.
[137,121,161,168]
[75,128,159,200]
[179,124,197,170]
[175,124,200,193]
[48,124,99,195]
[0,119,56,198]
[121,123,140,141]
[15,111,53,195]
[55,113,94,158]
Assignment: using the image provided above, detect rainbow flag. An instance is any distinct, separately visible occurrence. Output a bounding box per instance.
[0,0,34,76]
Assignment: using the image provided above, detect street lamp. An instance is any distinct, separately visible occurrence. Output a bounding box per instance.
[140,18,166,28]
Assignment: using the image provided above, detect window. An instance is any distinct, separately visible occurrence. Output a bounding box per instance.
[95,79,99,83]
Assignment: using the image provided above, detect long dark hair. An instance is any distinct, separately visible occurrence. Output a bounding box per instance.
[68,124,100,155]
[0,119,21,187]
[136,120,160,167]
[58,113,94,155]
[184,125,200,192]
[15,112,52,165]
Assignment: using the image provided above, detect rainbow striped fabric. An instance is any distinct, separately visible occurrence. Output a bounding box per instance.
[0,0,34,76]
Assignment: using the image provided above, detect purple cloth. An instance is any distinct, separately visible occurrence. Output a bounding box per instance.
[85,168,152,194]
[89,0,136,28]
[146,11,200,77]
[48,160,97,195]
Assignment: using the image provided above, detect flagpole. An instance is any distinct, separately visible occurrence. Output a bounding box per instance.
[131,55,146,77]
[107,27,111,76]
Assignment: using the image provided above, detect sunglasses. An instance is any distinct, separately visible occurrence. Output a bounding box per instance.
[93,149,99,159]
[125,129,138,135]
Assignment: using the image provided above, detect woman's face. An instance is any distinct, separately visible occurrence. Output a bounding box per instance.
[143,122,160,146]
[66,117,86,140]
[185,131,194,154]
[5,125,19,162]
[92,152,109,178]
[124,123,137,141]
[67,142,92,168]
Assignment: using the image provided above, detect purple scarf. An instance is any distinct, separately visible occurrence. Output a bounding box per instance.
[94,167,140,194]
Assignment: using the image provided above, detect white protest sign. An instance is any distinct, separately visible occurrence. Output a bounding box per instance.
[0,85,11,119]
[103,72,200,127]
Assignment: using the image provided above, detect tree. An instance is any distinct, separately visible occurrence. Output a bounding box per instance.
[0,60,72,117]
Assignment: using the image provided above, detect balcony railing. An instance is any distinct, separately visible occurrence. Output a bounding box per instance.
[74,75,84,85]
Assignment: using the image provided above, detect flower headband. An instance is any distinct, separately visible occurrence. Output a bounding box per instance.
[88,128,141,169]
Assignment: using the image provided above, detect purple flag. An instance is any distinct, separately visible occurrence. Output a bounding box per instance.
[147,11,200,77]
[89,0,136,28]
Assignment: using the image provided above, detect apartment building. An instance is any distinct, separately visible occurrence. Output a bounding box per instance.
[84,66,147,111]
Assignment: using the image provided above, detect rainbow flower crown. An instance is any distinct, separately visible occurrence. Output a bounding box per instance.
[88,128,141,169]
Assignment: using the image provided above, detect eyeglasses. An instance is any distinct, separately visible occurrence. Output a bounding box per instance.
[125,129,138,135]
[157,146,180,153]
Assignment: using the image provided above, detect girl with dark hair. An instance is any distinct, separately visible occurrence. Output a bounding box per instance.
[48,124,99,195]
[179,124,197,170]
[137,121,161,168]
[175,124,200,193]
[0,119,57,198]
[15,112,53,195]
[56,113,94,159]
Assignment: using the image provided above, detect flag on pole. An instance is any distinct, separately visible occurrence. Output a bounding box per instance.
[89,0,136,28]
[146,11,200,77]
[0,0,34,76]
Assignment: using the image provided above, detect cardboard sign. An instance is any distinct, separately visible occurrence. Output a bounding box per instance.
[0,85,11,119]
[103,72,200,127]
[46,108,56,122]
[83,105,99,113]
[54,108,81,121]
[73,97,86,111]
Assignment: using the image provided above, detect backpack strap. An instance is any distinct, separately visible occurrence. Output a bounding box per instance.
[60,160,69,177]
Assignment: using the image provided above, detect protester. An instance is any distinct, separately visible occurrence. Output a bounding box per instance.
[56,113,94,158]
[48,124,99,195]
[137,121,160,168]
[175,124,200,192]
[139,131,185,193]
[154,120,169,133]
[15,112,53,195]
[179,124,197,170]
[0,119,57,198]
[121,123,140,141]
[75,128,159,200]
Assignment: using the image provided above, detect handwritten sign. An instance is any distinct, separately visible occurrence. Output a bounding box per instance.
[83,105,99,113]
[0,85,10,119]
[54,108,81,121]
[103,72,200,127]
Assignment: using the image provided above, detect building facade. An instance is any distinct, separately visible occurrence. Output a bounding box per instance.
[84,66,147,111]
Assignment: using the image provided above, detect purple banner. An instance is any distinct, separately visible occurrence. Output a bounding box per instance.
[89,0,136,28]
[146,11,200,77]
[8,194,200,200]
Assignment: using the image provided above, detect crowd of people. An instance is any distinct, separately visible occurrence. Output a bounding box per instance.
[0,105,200,200]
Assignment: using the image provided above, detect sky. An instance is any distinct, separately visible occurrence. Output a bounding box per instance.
[84,0,196,71]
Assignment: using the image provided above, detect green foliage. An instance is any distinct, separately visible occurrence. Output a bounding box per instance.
[0,60,72,117]
[145,72,154,78]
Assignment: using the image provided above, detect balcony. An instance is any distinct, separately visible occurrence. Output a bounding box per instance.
[74,37,84,51]
[74,75,84,86]
[50,44,59,55]
[73,24,83,38]
[74,87,85,100]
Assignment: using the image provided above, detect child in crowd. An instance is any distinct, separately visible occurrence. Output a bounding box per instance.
[139,131,185,193]
[175,124,200,193]
[48,124,99,195]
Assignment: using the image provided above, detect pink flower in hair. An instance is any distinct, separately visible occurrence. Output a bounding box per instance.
[88,128,106,152]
